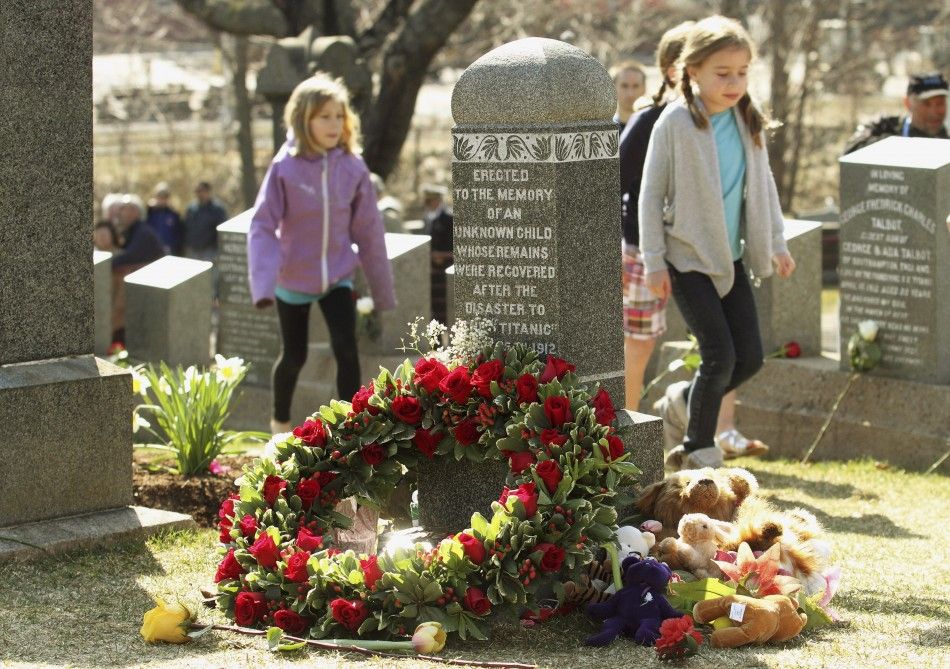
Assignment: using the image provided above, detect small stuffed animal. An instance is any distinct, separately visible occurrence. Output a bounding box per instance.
[692,593,807,648]
[636,468,758,539]
[563,525,659,605]
[584,556,680,646]
[656,513,736,577]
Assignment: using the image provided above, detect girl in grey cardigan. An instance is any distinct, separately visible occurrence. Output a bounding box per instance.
[638,16,796,470]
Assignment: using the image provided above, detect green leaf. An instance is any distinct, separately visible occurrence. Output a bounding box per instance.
[266,626,283,651]
[470,512,489,537]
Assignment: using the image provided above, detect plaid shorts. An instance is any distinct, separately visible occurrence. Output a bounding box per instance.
[623,242,667,339]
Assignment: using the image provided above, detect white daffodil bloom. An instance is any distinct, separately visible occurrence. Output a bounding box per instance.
[356,296,375,315]
[133,413,151,432]
[158,377,173,395]
[214,354,246,383]
[131,370,151,396]
[858,320,879,342]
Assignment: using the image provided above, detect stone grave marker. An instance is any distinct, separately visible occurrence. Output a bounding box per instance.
[125,256,213,366]
[839,137,950,383]
[0,1,190,553]
[93,250,112,355]
[416,37,663,533]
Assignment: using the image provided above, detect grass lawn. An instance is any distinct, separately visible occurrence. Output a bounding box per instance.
[1,458,947,669]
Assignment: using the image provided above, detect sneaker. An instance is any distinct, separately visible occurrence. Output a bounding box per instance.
[715,429,770,460]
[653,380,690,450]
[270,419,292,435]
[665,444,687,470]
[683,446,724,469]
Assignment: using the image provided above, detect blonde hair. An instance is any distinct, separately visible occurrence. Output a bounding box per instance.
[284,74,360,156]
[651,21,695,106]
[679,15,767,148]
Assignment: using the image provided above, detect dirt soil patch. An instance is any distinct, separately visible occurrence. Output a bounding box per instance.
[132,453,255,527]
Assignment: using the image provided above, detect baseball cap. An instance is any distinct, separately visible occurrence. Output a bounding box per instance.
[907,72,948,100]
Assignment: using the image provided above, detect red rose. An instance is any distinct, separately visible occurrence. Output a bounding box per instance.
[214,548,243,583]
[330,598,369,633]
[218,520,233,544]
[360,555,383,590]
[391,395,422,425]
[534,542,566,572]
[218,493,239,522]
[438,366,472,404]
[472,359,504,398]
[296,527,323,551]
[293,419,327,447]
[535,460,562,494]
[295,477,321,510]
[263,475,287,506]
[540,356,576,383]
[284,551,311,583]
[540,429,568,447]
[248,532,280,569]
[234,591,268,627]
[463,586,491,615]
[273,609,309,635]
[785,341,802,358]
[508,450,536,474]
[515,373,540,404]
[316,471,337,487]
[453,418,480,446]
[413,427,441,458]
[543,396,573,428]
[360,443,385,466]
[457,532,486,564]
[414,357,450,393]
[600,434,625,461]
[239,514,258,538]
[592,387,616,426]
[499,482,538,517]
[351,383,379,415]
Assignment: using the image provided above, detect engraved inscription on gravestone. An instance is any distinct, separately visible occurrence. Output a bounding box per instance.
[839,137,950,383]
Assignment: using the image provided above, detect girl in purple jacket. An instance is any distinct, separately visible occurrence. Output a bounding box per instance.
[248,74,396,434]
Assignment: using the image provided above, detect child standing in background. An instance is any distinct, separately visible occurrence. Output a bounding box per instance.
[248,74,395,436]
[638,16,795,470]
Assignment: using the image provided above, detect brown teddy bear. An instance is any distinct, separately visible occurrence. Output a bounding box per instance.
[692,593,807,648]
[655,513,737,577]
[636,467,758,540]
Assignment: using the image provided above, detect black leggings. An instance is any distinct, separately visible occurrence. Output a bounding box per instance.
[272,287,360,422]
[669,261,763,452]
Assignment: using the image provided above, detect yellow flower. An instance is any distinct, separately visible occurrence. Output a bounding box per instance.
[411,621,447,653]
[140,598,193,644]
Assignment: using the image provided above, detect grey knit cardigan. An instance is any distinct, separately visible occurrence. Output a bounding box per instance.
[637,98,788,297]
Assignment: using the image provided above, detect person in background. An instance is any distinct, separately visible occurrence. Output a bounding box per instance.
[843,72,948,155]
[421,183,453,325]
[610,60,647,132]
[639,16,796,470]
[110,194,165,344]
[183,181,227,261]
[370,172,404,234]
[93,220,118,252]
[146,182,184,255]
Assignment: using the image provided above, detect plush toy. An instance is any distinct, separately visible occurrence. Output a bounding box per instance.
[563,524,660,605]
[692,593,807,648]
[656,513,736,577]
[636,467,758,539]
[584,556,680,646]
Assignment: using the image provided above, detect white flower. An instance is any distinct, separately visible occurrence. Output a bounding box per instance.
[356,296,375,315]
[182,365,201,392]
[858,320,879,342]
[214,354,245,383]
[668,359,686,372]
[133,413,151,432]
[131,370,151,396]
[158,377,173,395]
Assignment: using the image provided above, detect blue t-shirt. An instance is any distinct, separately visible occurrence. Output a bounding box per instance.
[711,110,746,260]
[275,279,354,305]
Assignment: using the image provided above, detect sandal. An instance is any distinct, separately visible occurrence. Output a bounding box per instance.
[715,429,769,460]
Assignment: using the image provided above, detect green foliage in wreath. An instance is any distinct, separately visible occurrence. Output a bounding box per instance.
[212,337,640,642]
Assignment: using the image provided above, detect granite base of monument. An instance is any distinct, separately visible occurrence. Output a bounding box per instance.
[93,250,112,355]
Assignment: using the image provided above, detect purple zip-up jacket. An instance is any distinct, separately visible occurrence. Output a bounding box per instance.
[247,143,396,310]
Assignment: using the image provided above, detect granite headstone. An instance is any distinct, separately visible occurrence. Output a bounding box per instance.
[125,256,213,366]
[93,250,113,355]
[839,137,950,383]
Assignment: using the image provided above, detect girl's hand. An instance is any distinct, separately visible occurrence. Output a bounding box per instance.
[255,298,274,309]
[645,269,671,300]
[772,252,796,279]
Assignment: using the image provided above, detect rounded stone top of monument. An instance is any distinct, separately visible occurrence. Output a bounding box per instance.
[452,38,615,126]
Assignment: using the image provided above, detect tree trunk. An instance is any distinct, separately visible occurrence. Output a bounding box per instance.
[228,35,258,208]
[767,0,790,209]
[361,0,479,179]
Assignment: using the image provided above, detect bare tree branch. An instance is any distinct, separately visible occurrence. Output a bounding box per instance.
[174,0,292,37]
[357,0,415,58]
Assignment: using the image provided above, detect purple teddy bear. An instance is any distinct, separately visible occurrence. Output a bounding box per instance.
[584,555,680,646]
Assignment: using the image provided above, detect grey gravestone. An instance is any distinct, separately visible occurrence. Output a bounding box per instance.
[839,137,950,383]
[93,250,112,355]
[416,38,663,534]
[125,256,213,366]
[0,1,190,541]
[445,264,456,326]
[218,210,281,387]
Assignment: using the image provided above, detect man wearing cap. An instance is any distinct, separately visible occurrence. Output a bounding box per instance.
[843,72,948,155]
[421,183,453,325]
